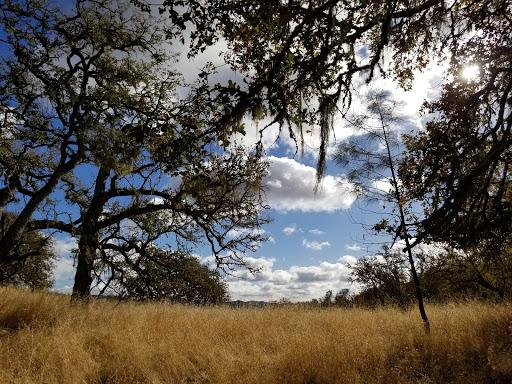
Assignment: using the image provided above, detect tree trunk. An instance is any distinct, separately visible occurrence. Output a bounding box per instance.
[404,233,431,334]
[71,166,110,303]
[71,235,96,303]
[381,119,431,334]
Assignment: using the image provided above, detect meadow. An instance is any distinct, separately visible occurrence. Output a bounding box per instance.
[0,287,510,383]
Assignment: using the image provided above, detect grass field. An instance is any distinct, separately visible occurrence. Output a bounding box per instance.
[0,287,510,383]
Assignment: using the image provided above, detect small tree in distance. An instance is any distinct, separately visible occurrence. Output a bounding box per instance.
[349,245,411,309]
[104,246,229,304]
[335,91,430,333]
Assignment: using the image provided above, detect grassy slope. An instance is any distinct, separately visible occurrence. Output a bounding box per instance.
[0,287,511,383]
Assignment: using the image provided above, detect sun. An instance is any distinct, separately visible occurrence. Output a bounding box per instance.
[461,64,480,81]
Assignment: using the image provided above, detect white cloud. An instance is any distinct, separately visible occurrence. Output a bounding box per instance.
[53,257,75,285]
[226,257,352,302]
[302,239,330,251]
[231,117,281,151]
[350,60,447,134]
[339,255,358,264]
[389,240,449,257]
[53,285,73,294]
[345,244,361,252]
[226,227,266,239]
[372,178,392,195]
[225,228,270,249]
[265,156,356,212]
[52,236,78,291]
[53,237,77,256]
[309,229,325,235]
[282,224,297,235]
[229,256,277,280]
[267,179,282,188]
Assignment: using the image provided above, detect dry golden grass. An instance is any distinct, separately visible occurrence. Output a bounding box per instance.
[0,287,511,383]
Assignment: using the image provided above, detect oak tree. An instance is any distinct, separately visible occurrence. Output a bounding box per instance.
[399,0,512,248]
[102,245,229,304]
[0,0,270,301]
[349,245,411,309]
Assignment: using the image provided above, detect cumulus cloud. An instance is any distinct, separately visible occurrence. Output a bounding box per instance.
[302,239,330,251]
[339,255,358,264]
[350,61,447,135]
[282,224,297,235]
[226,256,277,280]
[372,178,393,195]
[309,229,325,235]
[54,237,77,256]
[345,244,361,252]
[52,236,77,293]
[264,156,356,212]
[53,258,75,289]
[226,227,266,239]
[231,117,282,151]
[390,239,448,257]
[53,286,73,294]
[226,257,353,302]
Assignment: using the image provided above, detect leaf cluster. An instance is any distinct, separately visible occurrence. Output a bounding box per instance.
[161,0,449,188]
[399,0,512,247]
[0,211,55,289]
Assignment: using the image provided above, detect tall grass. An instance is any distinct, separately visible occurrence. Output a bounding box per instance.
[0,287,510,383]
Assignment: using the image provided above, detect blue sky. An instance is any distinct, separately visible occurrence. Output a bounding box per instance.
[40,0,454,301]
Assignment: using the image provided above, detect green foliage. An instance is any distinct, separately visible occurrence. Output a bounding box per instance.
[422,241,512,301]
[164,1,512,253]
[320,290,333,307]
[83,146,270,298]
[0,212,55,289]
[349,245,413,309]
[350,242,512,306]
[398,0,512,248]
[108,246,229,304]
[161,0,449,187]
[0,0,177,259]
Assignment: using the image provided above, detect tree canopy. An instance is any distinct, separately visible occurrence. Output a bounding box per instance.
[0,211,56,289]
[162,0,511,248]
[0,0,270,300]
[400,1,512,247]
[163,0,447,184]
[103,245,229,304]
